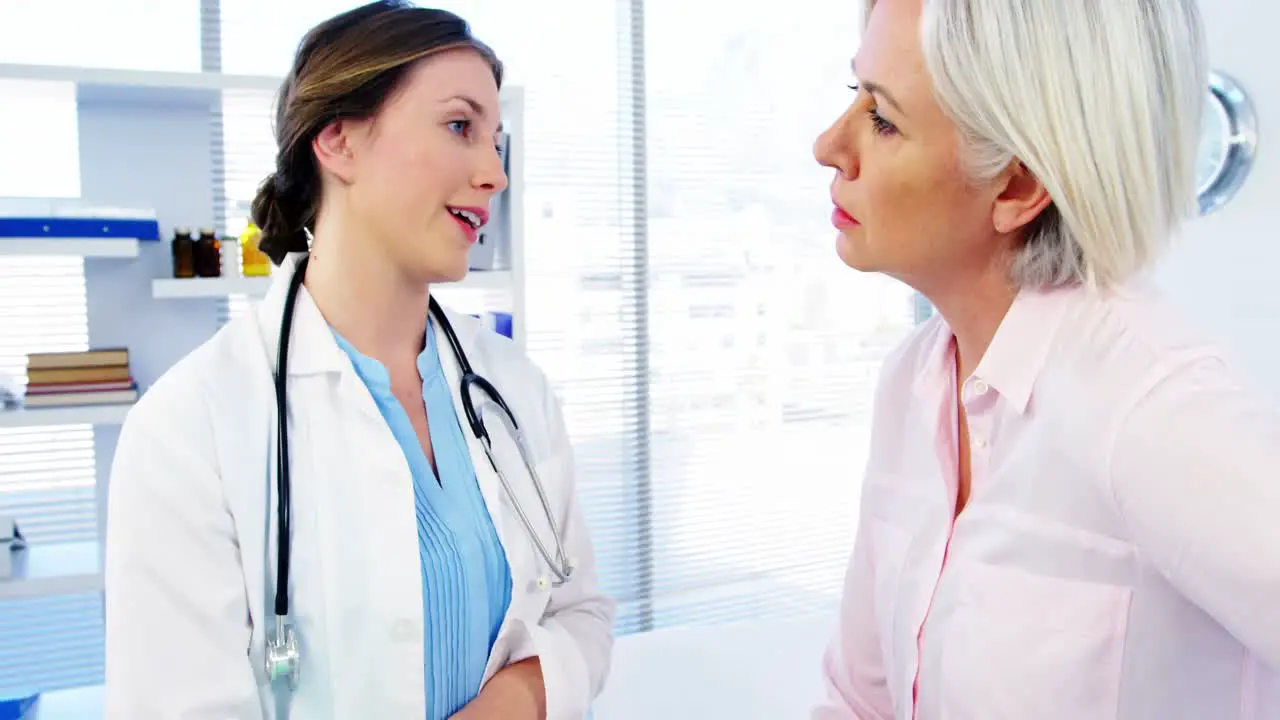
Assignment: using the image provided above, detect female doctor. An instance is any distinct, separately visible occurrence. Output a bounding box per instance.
[103,3,614,718]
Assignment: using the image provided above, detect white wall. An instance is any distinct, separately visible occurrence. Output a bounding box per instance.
[1153,4,1278,402]
[594,3,1277,718]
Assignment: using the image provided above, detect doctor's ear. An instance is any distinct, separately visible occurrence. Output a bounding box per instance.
[312,118,366,185]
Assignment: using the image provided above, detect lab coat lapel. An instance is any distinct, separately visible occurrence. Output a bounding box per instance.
[429,310,542,638]
[253,252,349,377]
[251,254,427,717]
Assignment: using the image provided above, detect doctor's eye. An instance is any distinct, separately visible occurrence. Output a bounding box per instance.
[447,119,473,137]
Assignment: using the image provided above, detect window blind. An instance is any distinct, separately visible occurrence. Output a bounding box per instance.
[0,77,105,697]
[640,0,915,628]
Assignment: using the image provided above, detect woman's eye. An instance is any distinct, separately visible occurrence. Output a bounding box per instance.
[448,119,472,136]
[868,108,898,136]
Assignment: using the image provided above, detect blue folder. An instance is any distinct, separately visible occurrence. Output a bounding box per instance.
[0,216,160,241]
[469,312,515,340]
[0,692,38,720]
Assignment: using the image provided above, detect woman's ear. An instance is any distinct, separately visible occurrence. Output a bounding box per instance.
[992,161,1053,235]
[311,119,361,185]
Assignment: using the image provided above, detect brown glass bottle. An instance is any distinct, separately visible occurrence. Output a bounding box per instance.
[194,228,222,277]
[171,228,195,278]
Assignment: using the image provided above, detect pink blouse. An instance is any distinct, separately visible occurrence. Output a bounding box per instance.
[815,282,1280,719]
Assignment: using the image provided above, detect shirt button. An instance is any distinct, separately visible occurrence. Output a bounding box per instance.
[971,378,989,396]
[972,433,988,450]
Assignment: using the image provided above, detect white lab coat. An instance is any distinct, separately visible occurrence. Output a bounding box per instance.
[103,253,615,719]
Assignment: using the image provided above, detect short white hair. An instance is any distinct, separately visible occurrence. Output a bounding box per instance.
[865,0,1208,289]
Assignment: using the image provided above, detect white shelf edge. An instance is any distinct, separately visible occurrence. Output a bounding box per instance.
[0,570,103,601]
[0,238,140,258]
[24,684,105,718]
[445,269,514,292]
[0,63,523,109]
[0,62,280,93]
[0,541,103,601]
[0,403,133,428]
[152,270,514,299]
[151,276,270,298]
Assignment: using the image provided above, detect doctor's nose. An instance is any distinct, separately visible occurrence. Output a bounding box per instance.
[474,145,509,195]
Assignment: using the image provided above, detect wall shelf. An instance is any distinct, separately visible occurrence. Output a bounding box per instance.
[0,62,280,107]
[152,270,514,299]
[0,541,102,601]
[151,276,270,298]
[0,403,133,429]
[0,238,140,258]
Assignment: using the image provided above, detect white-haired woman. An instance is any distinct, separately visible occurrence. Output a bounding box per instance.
[812,0,1280,717]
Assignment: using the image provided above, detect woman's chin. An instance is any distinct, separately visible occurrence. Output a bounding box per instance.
[835,230,877,272]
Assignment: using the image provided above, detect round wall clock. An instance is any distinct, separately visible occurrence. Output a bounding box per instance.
[1196,70,1257,215]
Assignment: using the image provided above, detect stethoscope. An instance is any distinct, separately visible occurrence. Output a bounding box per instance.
[265,253,575,690]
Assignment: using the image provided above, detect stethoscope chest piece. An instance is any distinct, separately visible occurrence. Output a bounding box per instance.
[266,618,300,691]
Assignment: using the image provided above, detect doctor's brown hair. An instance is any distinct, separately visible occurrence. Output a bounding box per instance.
[250,0,503,265]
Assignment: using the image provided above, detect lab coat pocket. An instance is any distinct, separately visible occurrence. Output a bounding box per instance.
[939,562,1131,720]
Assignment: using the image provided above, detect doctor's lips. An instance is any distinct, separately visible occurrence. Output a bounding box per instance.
[447,205,488,243]
[831,204,860,230]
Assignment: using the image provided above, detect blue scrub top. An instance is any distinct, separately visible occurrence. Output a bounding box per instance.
[333,319,513,719]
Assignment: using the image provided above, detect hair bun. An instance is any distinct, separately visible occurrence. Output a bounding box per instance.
[250,171,310,265]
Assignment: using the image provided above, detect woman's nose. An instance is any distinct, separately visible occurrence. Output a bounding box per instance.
[813,112,859,180]
[474,147,509,194]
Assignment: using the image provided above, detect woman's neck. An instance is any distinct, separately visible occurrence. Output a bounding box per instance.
[920,264,1018,382]
[303,215,429,368]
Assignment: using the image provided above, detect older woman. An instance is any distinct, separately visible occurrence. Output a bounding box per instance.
[812,0,1280,718]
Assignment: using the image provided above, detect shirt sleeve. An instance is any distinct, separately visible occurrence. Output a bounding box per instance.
[1108,354,1280,668]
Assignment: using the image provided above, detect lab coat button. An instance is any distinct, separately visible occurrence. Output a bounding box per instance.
[971,378,989,396]
[389,618,417,642]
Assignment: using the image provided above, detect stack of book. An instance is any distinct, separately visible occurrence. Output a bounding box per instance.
[23,349,138,408]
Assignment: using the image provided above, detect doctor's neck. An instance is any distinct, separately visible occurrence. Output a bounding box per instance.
[303,218,430,366]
